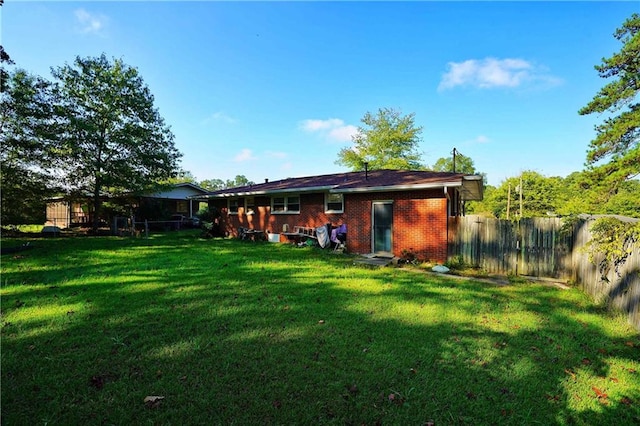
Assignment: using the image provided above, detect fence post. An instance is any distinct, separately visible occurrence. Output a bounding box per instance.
[145,220,149,239]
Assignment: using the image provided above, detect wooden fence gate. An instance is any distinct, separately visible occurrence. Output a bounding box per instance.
[448,216,573,278]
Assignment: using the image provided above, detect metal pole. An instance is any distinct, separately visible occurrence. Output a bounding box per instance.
[452,148,457,173]
[519,175,523,219]
[506,183,511,220]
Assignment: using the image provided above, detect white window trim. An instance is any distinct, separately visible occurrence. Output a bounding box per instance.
[324,193,344,214]
[228,199,239,215]
[271,195,300,214]
[245,196,255,215]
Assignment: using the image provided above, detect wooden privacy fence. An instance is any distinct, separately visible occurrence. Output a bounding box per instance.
[448,215,639,330]
[448,216,573,278]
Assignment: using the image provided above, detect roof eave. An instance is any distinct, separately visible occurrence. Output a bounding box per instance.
[199,185,336,199]
[196,175,485,200]
[331,181,464,194]
[460,175,484,201]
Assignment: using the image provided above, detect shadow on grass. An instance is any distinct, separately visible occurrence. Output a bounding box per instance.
[1,233,639,425]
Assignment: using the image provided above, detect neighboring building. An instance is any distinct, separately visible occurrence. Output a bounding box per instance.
[200,170,483,263]
[45,183,208,228]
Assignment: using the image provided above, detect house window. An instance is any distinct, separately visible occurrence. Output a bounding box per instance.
[176,200,188,213]
[325,193,344,213]
[271,195,300,214]
[245,197,255,215]
[228,199,239,215]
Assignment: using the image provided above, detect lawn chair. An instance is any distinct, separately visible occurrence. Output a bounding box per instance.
[237,227,247,240]
[331,224,347,252]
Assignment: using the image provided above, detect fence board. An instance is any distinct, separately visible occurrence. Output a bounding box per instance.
[449,215,639,330]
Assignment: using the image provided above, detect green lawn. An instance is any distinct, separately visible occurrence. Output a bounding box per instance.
[1,232,638,425]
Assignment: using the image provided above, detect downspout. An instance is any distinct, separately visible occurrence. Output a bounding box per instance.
[444,186,451,261]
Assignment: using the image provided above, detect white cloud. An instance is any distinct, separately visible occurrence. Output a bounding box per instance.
[438,57,561,91]
[75,9,107,34]
[328,125,358,142]
[300,118,344,132]
[234,148,256,162]
[201,111,238,125]
[300,118,358,142]
[475,135,490,144]
[211,111,237,124]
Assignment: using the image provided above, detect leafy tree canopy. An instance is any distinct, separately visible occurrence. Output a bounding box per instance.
[163,169,198,186]
[0,68,56,224]
[431,152,476,174]
[51,54,182,230]
[579,13,640,196]
[226,174,254,188]
[199,175,254,191]
[468,171,563,219]
[199,178,227,191]
[336,107,424,171]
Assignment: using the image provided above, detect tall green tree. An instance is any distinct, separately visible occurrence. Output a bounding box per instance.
[199,178,226,191]
[578,13,640,197]
[336,107,424,171]
[225,174,254,188]
[559,171,640,218]
[431,154,475,174]
[51,54,182,231]
[470,171,563,219]
[164,169,198,185]
[0,68,55,224]
[199,175,254,191]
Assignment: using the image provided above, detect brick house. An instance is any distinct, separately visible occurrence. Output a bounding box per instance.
[202,170,483,263]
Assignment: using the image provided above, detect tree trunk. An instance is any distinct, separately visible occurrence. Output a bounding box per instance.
[92,178,102,233]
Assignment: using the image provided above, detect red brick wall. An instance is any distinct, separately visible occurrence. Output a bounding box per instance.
[209,194,344,240]
[344,190,448,263]
[209,189,449,262]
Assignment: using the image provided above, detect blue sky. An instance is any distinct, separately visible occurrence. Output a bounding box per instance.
[3,1,638,186]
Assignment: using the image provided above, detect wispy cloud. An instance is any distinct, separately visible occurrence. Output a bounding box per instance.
[74,9,107,35]
[438,57,562,91]
[201,111,238,125]
[209,111,238,124]
[300,118,358,142]
[280,162,293,171]
[474,135,490,144]
[234,148,256,162]
[301,118,345,132]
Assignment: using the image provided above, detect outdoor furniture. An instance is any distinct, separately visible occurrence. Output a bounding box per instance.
[331,224,347,252]
[282,226,318,245]
[238,227,265,241]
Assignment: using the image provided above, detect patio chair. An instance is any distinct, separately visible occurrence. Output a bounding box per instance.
[331,224,347,252]
[237,227,247,240]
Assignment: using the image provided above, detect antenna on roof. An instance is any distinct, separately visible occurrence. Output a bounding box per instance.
[452,148,457,173]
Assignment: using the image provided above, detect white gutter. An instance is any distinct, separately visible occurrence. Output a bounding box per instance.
[201,185,336,198]
[330,181,463,194]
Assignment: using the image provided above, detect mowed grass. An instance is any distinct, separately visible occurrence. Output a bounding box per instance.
[1,231,639,425]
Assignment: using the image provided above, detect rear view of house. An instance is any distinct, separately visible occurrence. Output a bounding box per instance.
[201,170,483,263]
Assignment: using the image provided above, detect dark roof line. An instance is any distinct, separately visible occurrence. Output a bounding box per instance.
[200,169,483,200]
